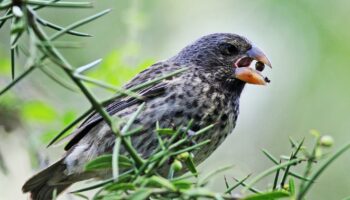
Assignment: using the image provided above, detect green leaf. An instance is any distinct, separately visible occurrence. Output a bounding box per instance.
[72,193,89,200]
[225,174,252,194]
[36,16,91,37]
[156,128,175,135]
[72,170,133,193]
[243,190,290,200]
[118,155,133,164]
[261,149,310,182]
[0,65,36,96]
[49,9,111,41]
[298,142,350,199]
[121,103,145,134]
[184,154,198,177]
[112,137,121,181]
[129,188,152,200]
[85,154,132,171]
[26,0,92,8]
[85,155,112,171]
[195,124,215,136]
[184,188,216,198]
[147,176,177,191]
[47,108,92,147]
[288,136,298,148]
[198,165,233,186]
[171,179,192,190]
[289,178,295,196]
[242,158,304,193]
[105,183,135,191]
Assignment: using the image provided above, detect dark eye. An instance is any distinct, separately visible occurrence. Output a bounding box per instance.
[219,43,239,55]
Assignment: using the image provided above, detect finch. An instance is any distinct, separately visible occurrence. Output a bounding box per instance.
[22,33,271,200]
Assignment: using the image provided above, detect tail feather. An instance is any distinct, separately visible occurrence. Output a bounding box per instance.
[22,159,71,200]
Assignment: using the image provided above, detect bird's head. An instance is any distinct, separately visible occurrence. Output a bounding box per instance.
[170,33,271,86]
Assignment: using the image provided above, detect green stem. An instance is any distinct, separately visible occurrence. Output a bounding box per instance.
[0,65,36,96]
[74,74,143,99]
[261,149,310,181]
[47,108,93,147]
[25,0,92,8]
[299,137,320,192]
[27,8,144,167]
[297,142,350,199]
[242,158,304,194]
[225,174,253,194]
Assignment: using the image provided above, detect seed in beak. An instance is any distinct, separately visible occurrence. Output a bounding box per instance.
[255,61,265,72]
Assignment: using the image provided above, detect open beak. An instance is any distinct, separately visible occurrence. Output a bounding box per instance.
[234,45,271,85]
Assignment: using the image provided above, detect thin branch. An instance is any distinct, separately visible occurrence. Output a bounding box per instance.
[0,65,36,96]
[74,74,143,99]
[242,158,305,194]
[28,8,144,167]
[225,174,252,194]
[74,59,102,74]
[25,0,93,8]
[36,16,91,37]
[49,9,111,41]
[47,108,92,147]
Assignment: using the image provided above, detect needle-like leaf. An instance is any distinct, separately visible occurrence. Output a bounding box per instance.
[10,48,15,80]
[49,9,111,41]
[112,137,121,181]
[0,65,36,96]
[298,142,350,199]
[242,158,304,194]
[26,0,92,8]
[261,149,311,182]
[74,59,102,74]
[46,108,92,147]
[36,16,91,37]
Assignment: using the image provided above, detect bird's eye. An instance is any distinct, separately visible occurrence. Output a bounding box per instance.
[219,43,239,55]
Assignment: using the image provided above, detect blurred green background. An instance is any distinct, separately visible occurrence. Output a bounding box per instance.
[1,0,350,199]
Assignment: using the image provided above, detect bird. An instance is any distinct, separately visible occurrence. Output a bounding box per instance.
[22,33,271,200]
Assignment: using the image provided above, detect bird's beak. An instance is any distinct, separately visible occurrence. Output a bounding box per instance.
[234,67,267,85]
[247,45,272,68]
[234,45,271,85]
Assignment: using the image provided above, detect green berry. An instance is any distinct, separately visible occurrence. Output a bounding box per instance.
[171,159,183,171]
[320,135,334,147]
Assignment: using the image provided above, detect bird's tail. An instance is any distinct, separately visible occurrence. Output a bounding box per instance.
[22,158,71,200]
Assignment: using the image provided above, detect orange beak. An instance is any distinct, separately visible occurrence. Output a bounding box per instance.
[234,67,267,85]
[234,45,271,85]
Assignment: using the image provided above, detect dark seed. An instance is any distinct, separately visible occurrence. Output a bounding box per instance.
[255,61,265,71]
[264,77,271,83]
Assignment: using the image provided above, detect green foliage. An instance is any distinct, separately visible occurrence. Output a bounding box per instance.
[243,191,290,200]
[71,127,350,200]
[0,56,10,75]
[88,50,155,87]
[21,101,58,123]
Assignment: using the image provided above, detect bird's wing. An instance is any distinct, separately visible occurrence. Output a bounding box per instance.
[64,82,168,151]
[63,62,182,151]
